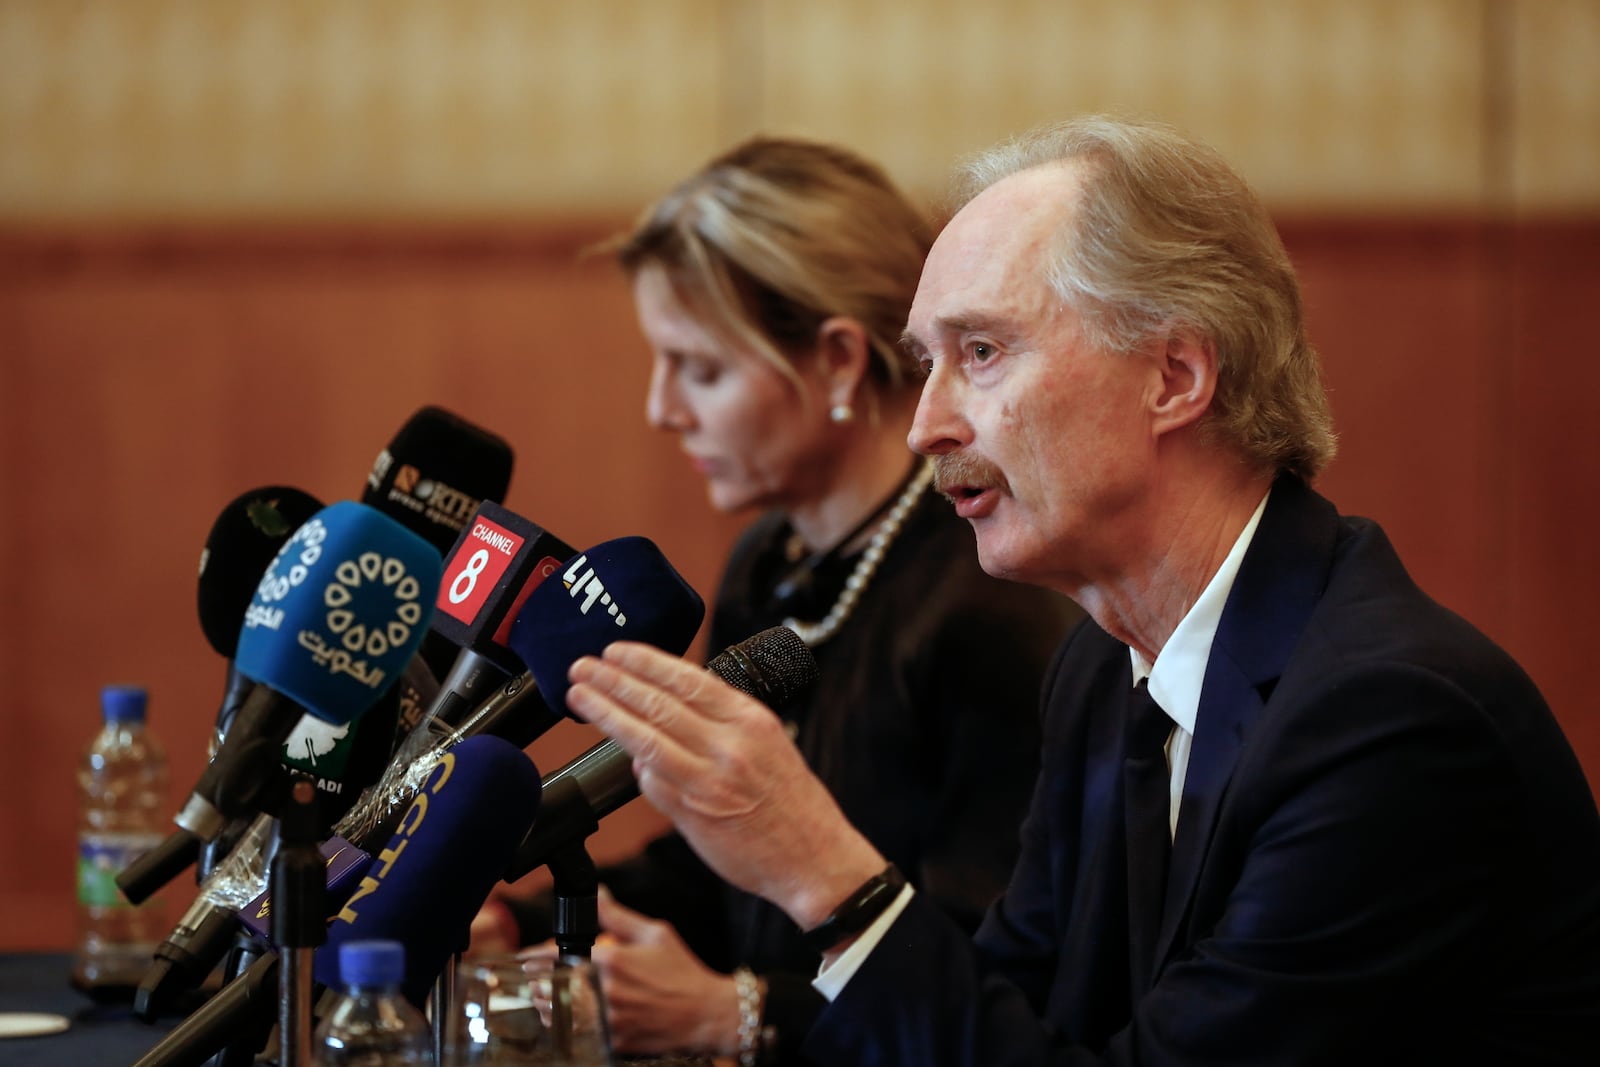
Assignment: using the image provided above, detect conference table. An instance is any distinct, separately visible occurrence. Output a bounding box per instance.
[0,952,714,1066]
[0,953,181,1066]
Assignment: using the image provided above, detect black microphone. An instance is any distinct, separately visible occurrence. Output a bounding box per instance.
[197,487,329,662]
[117,488,325,905]
[361,405,515,680]
[502,625,818,883]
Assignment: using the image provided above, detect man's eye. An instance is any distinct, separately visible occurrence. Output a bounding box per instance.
[972,343,995,362]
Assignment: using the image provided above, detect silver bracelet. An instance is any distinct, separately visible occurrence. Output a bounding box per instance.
[733,966,763,1067]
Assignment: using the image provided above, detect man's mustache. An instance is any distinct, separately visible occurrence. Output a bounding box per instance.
[933,452,1009,502]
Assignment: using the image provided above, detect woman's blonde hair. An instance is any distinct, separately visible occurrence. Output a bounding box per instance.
[612,136,932,400]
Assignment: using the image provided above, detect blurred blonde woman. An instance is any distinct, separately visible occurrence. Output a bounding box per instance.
[484,136,1082,1065]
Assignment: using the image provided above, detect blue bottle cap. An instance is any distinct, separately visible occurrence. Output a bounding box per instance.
[339,940,406,988]
[101,686,148,725]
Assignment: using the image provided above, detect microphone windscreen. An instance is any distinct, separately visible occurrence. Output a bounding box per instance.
[361,406,515,557]
[708,625,818,709]
[507,537,706,716]
[197,486,325,658]
[235,501,443,725]
[315,734,542,1005]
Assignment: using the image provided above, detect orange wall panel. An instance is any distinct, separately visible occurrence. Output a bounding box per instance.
[1,217,1595,952]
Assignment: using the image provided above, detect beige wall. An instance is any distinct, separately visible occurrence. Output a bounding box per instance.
[1,0,1597,220]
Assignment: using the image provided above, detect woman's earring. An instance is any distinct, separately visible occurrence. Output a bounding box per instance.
[829,403,855,424]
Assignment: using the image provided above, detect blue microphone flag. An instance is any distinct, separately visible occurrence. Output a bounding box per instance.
[236,501,443,725]
[507,536,705,716]
[314,734,542,1005]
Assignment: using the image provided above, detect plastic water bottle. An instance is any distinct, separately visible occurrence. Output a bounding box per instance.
[315,940,433,1065]
[72,684,169,1000]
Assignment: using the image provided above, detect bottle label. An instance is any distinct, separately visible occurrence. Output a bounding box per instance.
[77,832,163,908]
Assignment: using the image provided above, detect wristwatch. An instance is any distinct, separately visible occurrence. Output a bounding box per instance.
[799,864,907,954]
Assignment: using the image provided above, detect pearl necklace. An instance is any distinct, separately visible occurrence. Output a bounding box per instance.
[784,460,934,647]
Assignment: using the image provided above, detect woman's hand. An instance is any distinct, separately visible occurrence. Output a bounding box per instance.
[586,887,741,1056]
[466,893,523,958]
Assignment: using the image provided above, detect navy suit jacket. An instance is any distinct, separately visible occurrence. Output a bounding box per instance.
[807,477,1600,1065]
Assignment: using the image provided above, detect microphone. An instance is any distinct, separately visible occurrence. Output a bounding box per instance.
[197,487,329,663]
[503,626,819,883]
[410,500,576,737]
[315,734,544,1006]
[326,535,705,856]
[129,735,542,1067]
[507,537,709,717]
[118,487,326,905]
[174,501,443,843]
[361,406,515,555]
[362,405,516,680]
[134,504,442,1019]
[141,535,702,1018]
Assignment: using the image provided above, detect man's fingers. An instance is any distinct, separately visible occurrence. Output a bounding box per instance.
[566,655,696,767]
[592,641,754,723]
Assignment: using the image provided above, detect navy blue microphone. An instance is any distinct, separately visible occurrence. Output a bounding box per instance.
[387,535,707,760]
[315,734,543,1006]
[125,735,541,1067]
[507,537,706,717]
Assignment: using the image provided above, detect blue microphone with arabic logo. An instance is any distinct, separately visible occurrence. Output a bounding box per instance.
[174,501,443,844]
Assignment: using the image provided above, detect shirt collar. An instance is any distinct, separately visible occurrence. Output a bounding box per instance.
[1129,490,1271,734]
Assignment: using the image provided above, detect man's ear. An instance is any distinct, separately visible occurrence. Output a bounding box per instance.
[1150,331,1217,437]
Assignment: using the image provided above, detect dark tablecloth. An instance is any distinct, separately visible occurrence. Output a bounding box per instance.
[0,953,181,1066]
[0,952,720,1066]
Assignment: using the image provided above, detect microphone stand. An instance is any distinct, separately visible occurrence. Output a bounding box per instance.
[546,843,599,1063]
[271,779,325,1067]
[202,937,273,1067]
[431,960,456,1067]
[130,952,282,1067]
[548,843,600,960]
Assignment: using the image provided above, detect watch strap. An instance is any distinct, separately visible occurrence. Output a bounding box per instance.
[799,863,907,954]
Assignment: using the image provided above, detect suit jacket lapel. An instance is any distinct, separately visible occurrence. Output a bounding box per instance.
[1153,477,1340,970]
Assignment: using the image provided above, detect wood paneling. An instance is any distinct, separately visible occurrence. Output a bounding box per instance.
[1,216,1595,952]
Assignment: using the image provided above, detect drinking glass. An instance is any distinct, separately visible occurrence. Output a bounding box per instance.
[444,955,613,1066]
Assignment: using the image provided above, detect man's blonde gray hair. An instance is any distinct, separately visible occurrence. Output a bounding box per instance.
[958,116,1336,478]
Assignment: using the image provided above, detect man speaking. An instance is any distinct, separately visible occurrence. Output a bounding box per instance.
[563,116,1600,1064]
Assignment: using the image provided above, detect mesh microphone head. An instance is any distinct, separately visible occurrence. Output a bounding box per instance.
[707,625,818,710]
[197,486,325,657]
[361,406,515,556]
